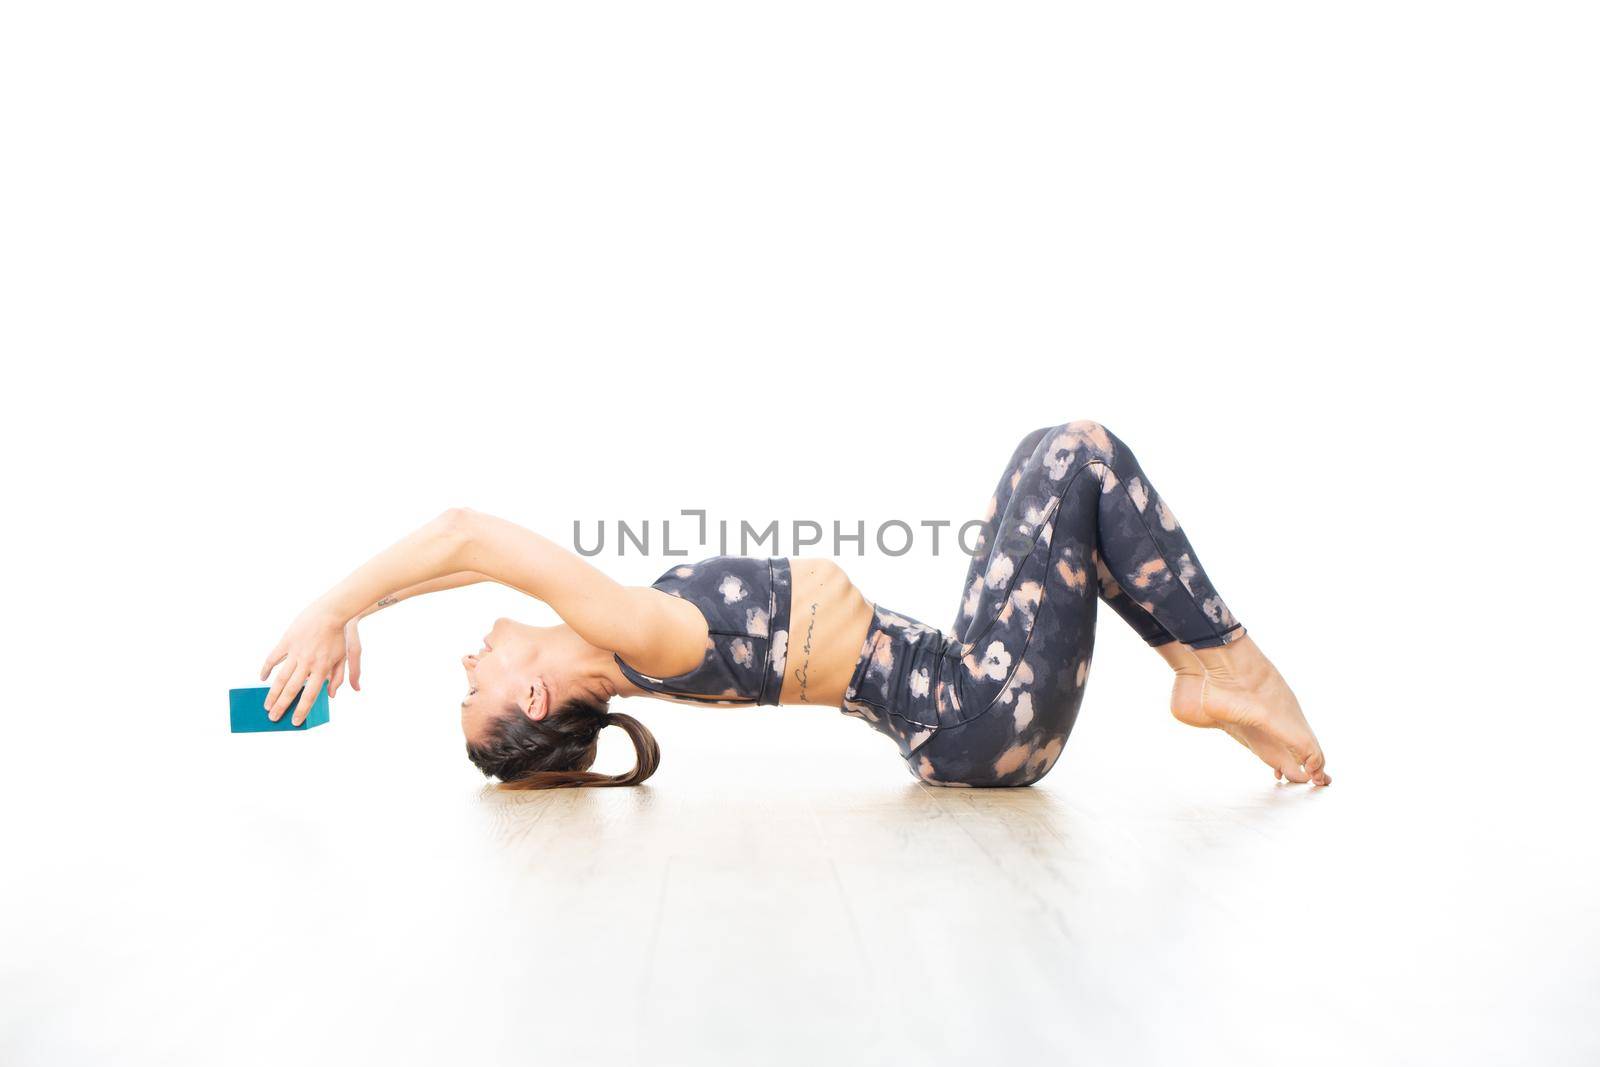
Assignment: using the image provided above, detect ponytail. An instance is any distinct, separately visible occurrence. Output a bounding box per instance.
[482,706,662,791]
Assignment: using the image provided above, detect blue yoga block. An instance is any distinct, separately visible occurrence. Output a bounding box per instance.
[229,682,330,732]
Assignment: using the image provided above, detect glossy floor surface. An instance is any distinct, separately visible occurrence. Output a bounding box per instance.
[5,663,1595,1067]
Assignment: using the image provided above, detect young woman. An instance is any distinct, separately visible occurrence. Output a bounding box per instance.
[259,421,1330,790]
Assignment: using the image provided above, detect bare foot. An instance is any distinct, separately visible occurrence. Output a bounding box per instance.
[1161,636,1331,786]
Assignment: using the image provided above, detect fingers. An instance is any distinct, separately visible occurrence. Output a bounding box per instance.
[259,645,287,683]
[265,660,298,717]
[267,663,310,722]
[290,675,325,726]
[349,643,362,691]
[329,658,346,698]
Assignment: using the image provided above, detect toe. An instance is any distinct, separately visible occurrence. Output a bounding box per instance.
[1279,741,1319,784]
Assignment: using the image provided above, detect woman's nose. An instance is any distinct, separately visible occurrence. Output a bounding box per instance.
[463,654,478,671]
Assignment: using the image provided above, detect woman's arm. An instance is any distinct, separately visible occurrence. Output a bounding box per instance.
[329,571,490,695]
[260,510,480,722]
[260,509,669,724]
[356,571,490,619]
[446,509,665,656]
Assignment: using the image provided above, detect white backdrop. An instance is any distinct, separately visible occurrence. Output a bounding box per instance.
[2,1,1596,1064]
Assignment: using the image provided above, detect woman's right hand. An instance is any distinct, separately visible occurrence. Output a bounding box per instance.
[259,605,348,725]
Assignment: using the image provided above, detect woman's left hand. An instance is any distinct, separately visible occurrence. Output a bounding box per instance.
[259,606,348,725]
[332,617,363,695]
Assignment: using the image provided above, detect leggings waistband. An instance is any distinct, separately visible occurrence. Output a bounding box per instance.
[841,606,957,756]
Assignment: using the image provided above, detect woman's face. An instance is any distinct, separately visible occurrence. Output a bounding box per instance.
[459,618,553,744]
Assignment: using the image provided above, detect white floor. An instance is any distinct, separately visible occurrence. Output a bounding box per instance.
[5,637,1595,1067]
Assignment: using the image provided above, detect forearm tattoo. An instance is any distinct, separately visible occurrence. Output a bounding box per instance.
[375,596,398,609]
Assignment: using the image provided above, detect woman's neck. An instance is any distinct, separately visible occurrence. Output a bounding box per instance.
[569,643,645,703]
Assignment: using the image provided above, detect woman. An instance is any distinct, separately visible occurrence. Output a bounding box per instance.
[260,421,1330,789]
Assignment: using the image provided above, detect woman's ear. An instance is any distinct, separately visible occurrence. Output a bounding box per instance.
[523,680,550,721]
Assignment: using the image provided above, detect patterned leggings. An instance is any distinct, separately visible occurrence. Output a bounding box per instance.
[840,421,1244,786]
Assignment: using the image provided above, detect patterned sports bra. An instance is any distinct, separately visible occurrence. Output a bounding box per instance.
[614,556,792,706]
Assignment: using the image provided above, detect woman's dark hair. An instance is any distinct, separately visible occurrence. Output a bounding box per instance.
[465,697,660,790]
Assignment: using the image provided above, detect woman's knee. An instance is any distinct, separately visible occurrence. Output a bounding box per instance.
[1061,419,1119,456]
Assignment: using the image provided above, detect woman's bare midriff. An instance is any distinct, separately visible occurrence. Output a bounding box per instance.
[778,558,874,707]
[616,559,874,710]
